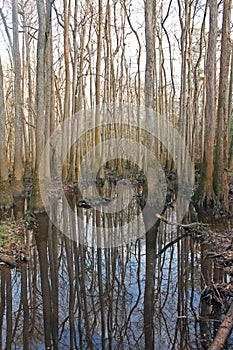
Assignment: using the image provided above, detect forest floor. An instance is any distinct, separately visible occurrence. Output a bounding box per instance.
[0,215,30,268]
[194,176,233,324]
[196,175,233,270]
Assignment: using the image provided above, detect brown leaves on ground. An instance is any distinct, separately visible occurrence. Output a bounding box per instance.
[0,217,29,268]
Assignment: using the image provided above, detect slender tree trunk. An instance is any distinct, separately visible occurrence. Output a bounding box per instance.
[12,0,24,195]
[62,0,71,181]
[35,213,52,348]
[228,44,233,170]
[145,0,154,110]
[144,1,157,349]
[95,0,105,179]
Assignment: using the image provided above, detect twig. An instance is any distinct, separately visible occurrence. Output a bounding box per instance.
[155,213,208,230]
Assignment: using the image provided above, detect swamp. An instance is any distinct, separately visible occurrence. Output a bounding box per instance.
[0,0,233,349]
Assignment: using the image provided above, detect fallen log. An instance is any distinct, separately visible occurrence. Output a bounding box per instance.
[208,301,233,350]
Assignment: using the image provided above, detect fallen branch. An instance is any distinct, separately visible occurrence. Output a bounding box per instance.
[156,232,192,257]
[208,301,233,350]
[155,214,208,230]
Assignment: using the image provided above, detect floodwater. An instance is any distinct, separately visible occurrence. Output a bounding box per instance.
[0,189,232,350]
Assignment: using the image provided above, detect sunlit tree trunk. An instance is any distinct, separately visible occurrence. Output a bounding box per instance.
[31,0,53,211]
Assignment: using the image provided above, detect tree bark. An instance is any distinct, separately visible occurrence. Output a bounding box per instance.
[214,0,232,209]
[196,0,218,208]
[0,58,13,207]
[12,0,24,196]
[31,0,53,211]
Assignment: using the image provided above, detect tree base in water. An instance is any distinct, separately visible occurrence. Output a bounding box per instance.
[30,176,46,212]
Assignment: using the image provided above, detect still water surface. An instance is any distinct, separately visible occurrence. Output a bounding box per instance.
[0,193,232,350]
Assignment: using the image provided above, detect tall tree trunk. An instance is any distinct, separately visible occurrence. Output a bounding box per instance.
[35,213,52,348]
[12,0,24,196]
[196,0,218,208]
[214,0,232,210]
[144,1,157,349]
[228,44,233,170]
[145,0,154,111]
[31,0,53,211]
[95,0,105,179]
[62,0,71,181]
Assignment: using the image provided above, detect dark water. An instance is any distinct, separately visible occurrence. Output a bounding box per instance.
[0,194,232,350]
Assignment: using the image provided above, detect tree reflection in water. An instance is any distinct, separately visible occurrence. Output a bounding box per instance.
[0,196,231,349]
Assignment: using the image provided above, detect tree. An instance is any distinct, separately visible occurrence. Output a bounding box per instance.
[0,58,13,207]
[214,0,232,210]
[30,0,53,211]
[12,0,24,196]
[228,44,233,170]
[95,0,105,180]
[196,0,218,208]
[144,1,157,349]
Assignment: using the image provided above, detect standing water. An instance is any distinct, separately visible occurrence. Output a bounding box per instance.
[0,186,232,350]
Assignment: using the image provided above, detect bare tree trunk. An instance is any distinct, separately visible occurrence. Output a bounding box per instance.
[214,0,232,210]
[144,1,157,349]
[62,0,71,181]
[12,0,24,196]
[31,0,53,211]
[0,58,13,207]
[228,44,233,170]
[196,0,217,208]
[35,213,52,348]
[5,270,12,350]
[145,0,154,110]
[95,0,105,179]
[21,265,29,350]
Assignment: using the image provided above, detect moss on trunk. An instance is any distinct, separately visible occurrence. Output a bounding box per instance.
[30,174,45,212]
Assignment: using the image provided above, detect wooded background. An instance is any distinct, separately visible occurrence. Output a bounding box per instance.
[0,0,232,212]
